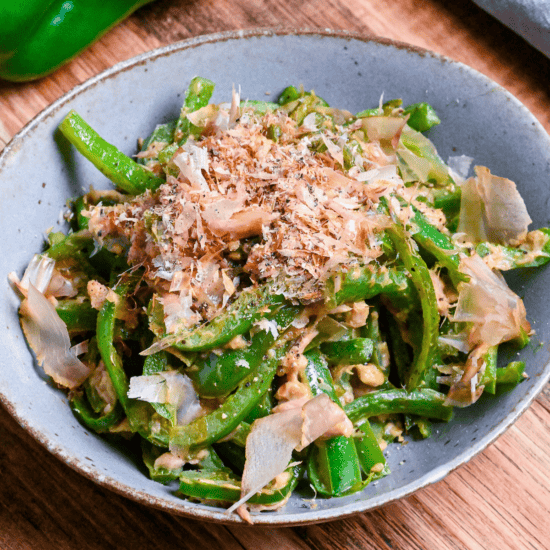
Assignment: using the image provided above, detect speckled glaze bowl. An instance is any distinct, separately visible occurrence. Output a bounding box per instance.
[2,29,550,525]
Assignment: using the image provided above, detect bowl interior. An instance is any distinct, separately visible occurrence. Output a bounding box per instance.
[2,29,550,524]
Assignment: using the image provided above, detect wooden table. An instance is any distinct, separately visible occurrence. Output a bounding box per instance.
[1,1,549,548]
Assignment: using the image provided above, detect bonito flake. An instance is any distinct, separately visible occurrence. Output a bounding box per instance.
[87,107,404,328]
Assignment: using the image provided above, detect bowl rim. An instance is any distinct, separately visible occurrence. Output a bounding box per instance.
[2,26,550,526]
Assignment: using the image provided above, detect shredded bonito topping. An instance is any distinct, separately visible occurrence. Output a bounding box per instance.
[88,107,405,329]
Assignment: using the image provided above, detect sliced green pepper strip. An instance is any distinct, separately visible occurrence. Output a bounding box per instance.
[278,86,302,105]
[72,195,90,231]
[479,345,498,394]
[356,99,402,119]
[198,447,229,472]
[332,369,353,403]
[496,361,526,386]
[302,350,363,497]
[355,108,381,118]
[142,349,171,375]
[409,207,468,286]
[362,304,390,380]
[213,440,247,474]
[302,349,340,402]
[325,264,414,309]
[171,284,285,353]
[46,229,93,260]
[369,418,399,447]
[320,338,374,366]
[345,388,453,423]
[397,126,453,186]
[511,327,531,350]
[174,76,215,144]
[169,340,291,456]
[188,304,301,397]
[96,279,133,412]
[242,389,273,424]
[385,312,411,385]
[142,440,227,485]
[382,99,403,113]
[279,88,330,126]
[403,102,441,133]
[157,143,180,167]
[241,100,279,114]
[397,305,439,392]
[434,195,461,233]
[59,110,165,195]
[70,392,124,433]
[142,351,177,423]
[289,94,330,125]
[177,463,303,505]
[431,187,461,215]
[96,273,169,445]
[387,224,440,390]
[224,421,252,448]
[476,228,550,270]
[81,339,104,413]
[307,436,364,497]
[141,439,183,484]
[56,299,98,332]
[355,420,387,476]
[404,414,432,439]
[137,119,178,166]
[132,405,171,447]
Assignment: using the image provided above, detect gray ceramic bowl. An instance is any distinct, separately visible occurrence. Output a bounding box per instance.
[1,29,550,525]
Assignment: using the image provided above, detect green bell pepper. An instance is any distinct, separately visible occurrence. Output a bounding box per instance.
[59,110,165,195]
[386,223,440,391]
[496,361,526,386]
[188,304,301,398]
[345,388,454,423]
[177,463,304,506]
[403,102,441,133]
[302,350,364,497]
[0,0,155,82]
[169,339,292,457]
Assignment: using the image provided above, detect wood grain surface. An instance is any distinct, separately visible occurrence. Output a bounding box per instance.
[1,1,550,549]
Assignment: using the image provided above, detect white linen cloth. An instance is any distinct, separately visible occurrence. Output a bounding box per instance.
[472,0,550,57]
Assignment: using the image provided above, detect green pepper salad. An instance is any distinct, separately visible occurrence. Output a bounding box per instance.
[10,77,549,522]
